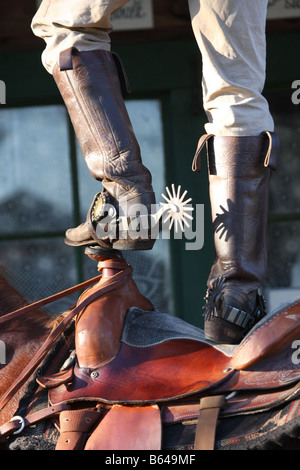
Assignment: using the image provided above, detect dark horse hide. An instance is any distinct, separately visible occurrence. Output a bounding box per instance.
[6,307,300,451]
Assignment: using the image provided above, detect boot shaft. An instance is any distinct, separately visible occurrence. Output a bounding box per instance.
[194,133,280,343]
[207,135,273,298]
[53,47,155,209]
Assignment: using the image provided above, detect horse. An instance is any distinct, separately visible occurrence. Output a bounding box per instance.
[1,257,300,451]
[0,269,52,428]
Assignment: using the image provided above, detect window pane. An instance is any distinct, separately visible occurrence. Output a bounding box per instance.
[0,238,78,316]
[267,92,300,217]
[0,105,73,234]
[263,91,300,312]
[77,99,173,314]
[265,220,300,312]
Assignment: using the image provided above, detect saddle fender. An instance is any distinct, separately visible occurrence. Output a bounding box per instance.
[74,258,153,369]
[35,259,300,451]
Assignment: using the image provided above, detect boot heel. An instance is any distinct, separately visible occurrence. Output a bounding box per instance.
[113,238,156,251]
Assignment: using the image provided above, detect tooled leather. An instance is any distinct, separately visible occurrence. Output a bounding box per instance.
[48,336,300,412]
[232,300,300,370]
[44,292,300,417]
[49,340,234,406]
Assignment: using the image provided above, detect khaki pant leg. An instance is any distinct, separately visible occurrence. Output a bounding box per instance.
[188,0,274,135]
[31,0,130,73]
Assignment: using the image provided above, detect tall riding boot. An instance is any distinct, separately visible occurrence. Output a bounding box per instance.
[193,132,280,344]
[53,47,156,252]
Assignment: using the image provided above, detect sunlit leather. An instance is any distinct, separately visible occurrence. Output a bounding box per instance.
[53,48,155,212]
[75,258,153,368]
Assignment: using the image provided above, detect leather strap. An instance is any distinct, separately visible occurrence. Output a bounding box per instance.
[0,266,132,412]
[98,259,130,270]
[0,403,70,441]
[194,395,226,450]
[192,131,279,174]
[59,47,77,71]
[56,409,101,450]
[192,134,213,173]
[263,131,280,170]
[36,366,74,389]
[0,274,102,327]
[59,48,131,99]
[112,52,131,98]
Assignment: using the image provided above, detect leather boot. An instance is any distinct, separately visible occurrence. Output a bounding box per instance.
[53,47,156,252]
[193,132,280,344]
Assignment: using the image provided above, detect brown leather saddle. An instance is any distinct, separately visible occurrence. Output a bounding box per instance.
[2,256,300,450]
[33,258,300,450]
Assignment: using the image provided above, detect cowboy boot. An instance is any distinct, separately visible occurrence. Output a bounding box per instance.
[52,47,156,252]
[193,132,280,344]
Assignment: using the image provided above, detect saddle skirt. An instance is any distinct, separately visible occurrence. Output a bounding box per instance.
[3,256,300,451]
[38,303,300,417]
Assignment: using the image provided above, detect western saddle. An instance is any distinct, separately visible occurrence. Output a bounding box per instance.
[1,251,300,450]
